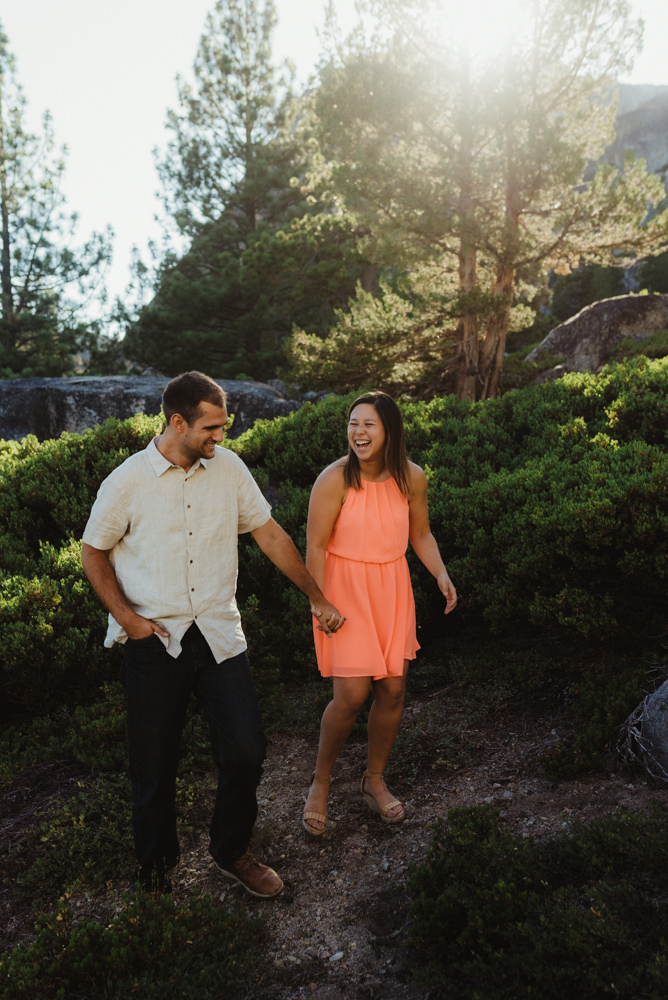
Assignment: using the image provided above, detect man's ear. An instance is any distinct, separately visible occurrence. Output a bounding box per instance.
[170,412,188,434]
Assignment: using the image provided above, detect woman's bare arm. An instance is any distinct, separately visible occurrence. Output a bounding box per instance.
[408,464,458,614]
[306,462,347,592]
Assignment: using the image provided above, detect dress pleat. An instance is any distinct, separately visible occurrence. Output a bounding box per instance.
[313,477,420,679]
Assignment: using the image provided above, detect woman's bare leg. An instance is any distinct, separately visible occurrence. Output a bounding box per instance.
[364,660,409,818]
[303,676,372,832]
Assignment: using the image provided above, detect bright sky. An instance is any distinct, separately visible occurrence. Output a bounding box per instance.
[2,0,666,308]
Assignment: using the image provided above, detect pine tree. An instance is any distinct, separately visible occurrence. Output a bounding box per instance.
[156,0,297,246]
[0,23,111,378]
[128,0,370,379]
[308,0,668,400]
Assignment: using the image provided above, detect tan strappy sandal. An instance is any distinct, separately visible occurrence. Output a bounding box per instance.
[361,771,405,824]
[302,773,330,836]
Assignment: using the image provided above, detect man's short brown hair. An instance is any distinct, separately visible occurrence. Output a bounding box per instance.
[162,371,227,425]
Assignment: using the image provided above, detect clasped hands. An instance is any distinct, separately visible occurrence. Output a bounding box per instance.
[311,601,347,637]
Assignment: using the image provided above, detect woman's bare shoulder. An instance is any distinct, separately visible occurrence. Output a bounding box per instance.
[314,458,347,488]
[408,461,427,490]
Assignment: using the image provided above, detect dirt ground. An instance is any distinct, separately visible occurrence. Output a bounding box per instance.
[2,683,666,999]
[177,690,667,1000]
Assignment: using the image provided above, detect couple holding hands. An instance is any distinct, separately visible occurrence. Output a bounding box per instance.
[82,372,456,899]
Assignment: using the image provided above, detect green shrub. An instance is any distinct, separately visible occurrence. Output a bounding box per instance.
[0,683,129,788]
[10,772,134,900]
[4,359,668,712]
[0,417,161,709]
[0,890,264,999]
[541,664,647,779]
[406,804,668,999]
[0,541,113,710]
[1,687,216,901]
[613,328,668,360]
[231,360,668,664]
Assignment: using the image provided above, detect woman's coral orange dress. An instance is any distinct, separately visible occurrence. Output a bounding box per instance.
[313,477,420,679]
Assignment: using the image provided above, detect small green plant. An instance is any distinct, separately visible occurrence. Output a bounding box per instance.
[2,689,217,901]
[612,328,668,360]
[386,703,471,786]
[541,664,647,779]
[11,773,133,900]
[0,889,264,999]
[406,803,668,999]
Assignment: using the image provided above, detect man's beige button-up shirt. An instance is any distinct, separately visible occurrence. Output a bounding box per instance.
[82,438,271,662]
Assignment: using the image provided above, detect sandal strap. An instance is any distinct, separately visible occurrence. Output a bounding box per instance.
[311,772,330,786]
[380,800,403,817]
[303,810,327,823]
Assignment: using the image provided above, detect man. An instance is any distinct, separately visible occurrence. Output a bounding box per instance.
[81,371,345,898]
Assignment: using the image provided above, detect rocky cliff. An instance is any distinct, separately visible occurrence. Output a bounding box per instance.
[608,86,668,178]
[0,376,302,442]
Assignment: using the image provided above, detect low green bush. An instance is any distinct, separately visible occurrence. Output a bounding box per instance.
[0,416,162,710]
[406,804,668,999]
[0,890,264,999]
[541,664,647,779]
[0,682,127,787]
[3,359,668,715]
[612,328,668,360]
[2,687,215,901]
[12,773,134,900]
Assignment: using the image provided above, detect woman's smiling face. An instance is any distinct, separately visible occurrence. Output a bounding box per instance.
[348,403,386,463]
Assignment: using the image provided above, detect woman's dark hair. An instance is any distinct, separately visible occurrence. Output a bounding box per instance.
[343,391,411,498]
[162,371,227,425]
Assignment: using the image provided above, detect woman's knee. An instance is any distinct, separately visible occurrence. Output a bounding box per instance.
[332,678,371,717]
[373,679,406,711]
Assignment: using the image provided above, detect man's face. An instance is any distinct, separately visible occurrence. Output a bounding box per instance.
[178,401,228,462]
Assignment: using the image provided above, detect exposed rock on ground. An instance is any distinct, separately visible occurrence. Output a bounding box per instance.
[526,293,668,376]
[619,679,668,783]
[0,376,301,442]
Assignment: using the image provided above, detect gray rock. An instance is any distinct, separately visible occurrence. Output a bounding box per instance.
[266,378,287,398]
[639,681,668,780]
[302,390,337,404]
[526,294,668,373]
[618,679,668,783]
[0,375,301,442]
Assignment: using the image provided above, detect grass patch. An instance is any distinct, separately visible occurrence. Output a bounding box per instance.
[0,889,264,1000]
[1,688,219,903]
[406,803,668,999]
[612,328,668,360]
[540,664,648,780]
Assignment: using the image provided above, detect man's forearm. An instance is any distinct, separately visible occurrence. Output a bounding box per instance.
[81,543,137,626]
[256,527,326,603]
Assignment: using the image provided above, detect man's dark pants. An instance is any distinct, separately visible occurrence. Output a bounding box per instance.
[121,623,267,883]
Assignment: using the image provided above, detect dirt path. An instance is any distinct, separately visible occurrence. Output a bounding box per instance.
[3,682,666,998]
[170,694,667,1000]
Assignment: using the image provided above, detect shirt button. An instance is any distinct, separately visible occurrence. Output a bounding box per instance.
[191,587,194,591]
[187,504,191,508]
[189,531,192,535]
[190,559,193,564]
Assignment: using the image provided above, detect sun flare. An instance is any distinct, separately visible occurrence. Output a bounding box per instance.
[432,0,528,62]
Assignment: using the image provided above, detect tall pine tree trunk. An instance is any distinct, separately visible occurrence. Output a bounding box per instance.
[454,51,480,401]
[455,246,480,400]
[477,120,520,400]
[479,265,514,399]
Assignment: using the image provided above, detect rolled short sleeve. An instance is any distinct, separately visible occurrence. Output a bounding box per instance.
[235,461,271,534]
[82,472,131,550]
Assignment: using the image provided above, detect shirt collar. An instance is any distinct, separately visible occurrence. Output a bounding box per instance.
[146,437,209,477]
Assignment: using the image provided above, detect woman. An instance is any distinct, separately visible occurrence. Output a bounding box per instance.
[302,391,457,835]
